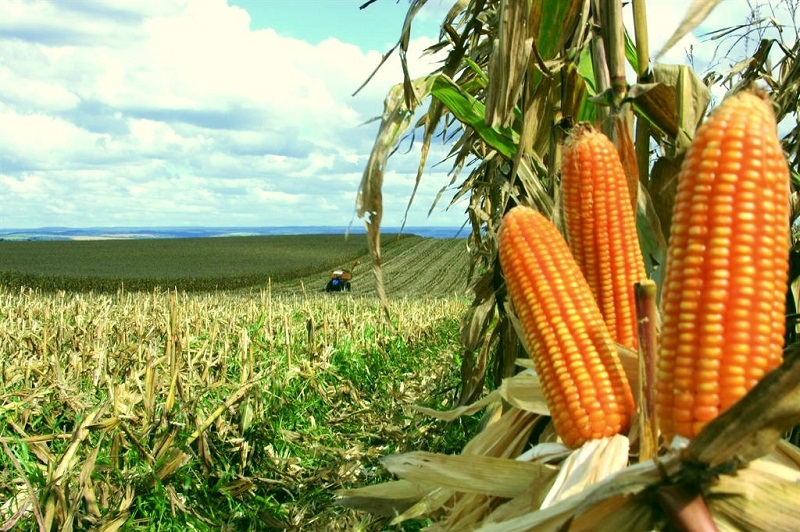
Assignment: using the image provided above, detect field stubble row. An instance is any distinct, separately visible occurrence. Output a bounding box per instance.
[0,234,471,297]
[0,287,474,529]
[262,235,471,297]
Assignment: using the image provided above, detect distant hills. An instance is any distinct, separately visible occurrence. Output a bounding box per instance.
[0,225,467,242]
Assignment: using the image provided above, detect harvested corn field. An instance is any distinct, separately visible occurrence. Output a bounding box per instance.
[271,236,470,297]
[0,234,469,296]
[0,288,475,530]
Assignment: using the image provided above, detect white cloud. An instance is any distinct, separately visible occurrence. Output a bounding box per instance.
[2,173,43,195]
[0,0,458,228]
[624,0,799,76]
[2,0,787,230]
[0,110,94,170]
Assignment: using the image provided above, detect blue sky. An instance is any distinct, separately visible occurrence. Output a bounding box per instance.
[0,1,791,229]
[229,0,444,53]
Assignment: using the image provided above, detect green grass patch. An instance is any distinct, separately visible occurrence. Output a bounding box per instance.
[0,288,477,530]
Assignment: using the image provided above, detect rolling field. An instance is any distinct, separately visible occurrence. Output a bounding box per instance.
[273,234,472,297]
[0,234,477,529]
[0,233,471,296]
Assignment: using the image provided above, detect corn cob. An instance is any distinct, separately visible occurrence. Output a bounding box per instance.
[561,125,647,351]
[656,91,790,441]
[499,206,635,448]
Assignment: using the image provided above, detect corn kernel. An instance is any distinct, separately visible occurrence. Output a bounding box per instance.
[657,91,789,442]
[499,206,635,448]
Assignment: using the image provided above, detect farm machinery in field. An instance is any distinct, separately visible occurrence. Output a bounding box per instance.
[325,268,352,292]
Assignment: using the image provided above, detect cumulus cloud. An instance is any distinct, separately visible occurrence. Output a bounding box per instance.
[0,0,460,228]
[2,0,788,230]
[624,1,798,77]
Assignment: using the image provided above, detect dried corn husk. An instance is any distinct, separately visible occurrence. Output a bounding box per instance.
[336,344,800,530]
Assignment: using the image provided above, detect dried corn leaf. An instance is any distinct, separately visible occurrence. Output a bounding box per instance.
[79,443,102,519]
[6,420,56,465]
[479,491,651,532]
[422,347,635,428]
[770,439,800,469]
[654,0,724,60]
[112,384,142,418]
[400,406,544,522]
[405,443,560,530]
[709,458,800,531]
[341,407,540,524]
[415,391,502,421]
[1,441,43,530]
[631,63,710,153]
[86,416,121,432]
[357,76,435,308]
[474,479,553,526]
[501,370,549,415]
[152,427,179,462]
[219,477,254,498]
[485,0,532,129]
[517,442,571,463]
[458,273,496,405]
[415,368,548,421]
[335,480,426,516]
[42,486,63,532]
[153,448,191,484]
[647,153,682,241]
[564,492,654,532]
[541,435,630,508]
[389,487,454,524]
[382,451,558,499]
[429,494,497,531]
[461,406,539,458]
[51,405,105,483]
[144,355,155,423]
[98,513,128,532]
[186,381,253,446]
[615,113,639,211]
[479,452,678,531]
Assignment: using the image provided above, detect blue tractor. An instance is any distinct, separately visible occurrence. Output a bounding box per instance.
[325,269,352,292]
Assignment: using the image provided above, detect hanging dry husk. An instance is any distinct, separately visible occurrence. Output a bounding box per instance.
[335,345,800,530]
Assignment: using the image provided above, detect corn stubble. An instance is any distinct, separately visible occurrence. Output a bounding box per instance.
[0,288,469,530]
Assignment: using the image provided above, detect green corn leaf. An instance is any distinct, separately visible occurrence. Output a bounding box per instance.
[431,75,519,159]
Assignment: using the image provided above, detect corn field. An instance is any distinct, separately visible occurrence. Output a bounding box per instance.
[0,287,471,529]
[6,0,800,529]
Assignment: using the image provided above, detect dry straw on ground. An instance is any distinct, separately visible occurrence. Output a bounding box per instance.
[337,342,800,530]
[0,286,470,529]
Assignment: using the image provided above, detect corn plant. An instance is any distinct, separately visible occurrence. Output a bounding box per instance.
[342,0,800,528]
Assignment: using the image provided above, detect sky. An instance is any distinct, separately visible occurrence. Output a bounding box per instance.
[0,0,795,229]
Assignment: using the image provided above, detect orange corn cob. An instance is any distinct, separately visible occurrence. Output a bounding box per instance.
[499,206,635,448]
[656,91,790,441]
[561,125,647,351]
